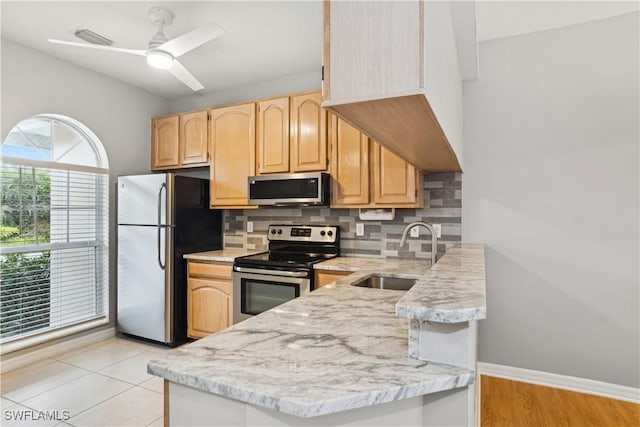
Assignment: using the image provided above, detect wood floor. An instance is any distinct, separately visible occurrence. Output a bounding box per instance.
[480,375,640,426]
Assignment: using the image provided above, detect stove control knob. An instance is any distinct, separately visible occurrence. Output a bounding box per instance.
[277,229,283,235]
[320,231,326,236]
[271,229,276,235]
[327,230,333,237]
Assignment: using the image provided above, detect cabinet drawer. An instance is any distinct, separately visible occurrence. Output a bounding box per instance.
[188,261,232,280]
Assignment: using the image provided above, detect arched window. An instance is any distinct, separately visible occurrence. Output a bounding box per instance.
[1,114,109,349]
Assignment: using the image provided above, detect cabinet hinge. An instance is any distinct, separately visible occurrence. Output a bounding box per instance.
[321,65,324,81]
[415,189,418,197]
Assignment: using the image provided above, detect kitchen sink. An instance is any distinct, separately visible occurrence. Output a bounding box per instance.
[350,275,417,291]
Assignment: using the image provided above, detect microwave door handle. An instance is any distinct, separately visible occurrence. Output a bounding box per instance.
[234,266,308,278]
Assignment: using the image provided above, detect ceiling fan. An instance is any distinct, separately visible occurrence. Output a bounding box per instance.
[48,7,223,92]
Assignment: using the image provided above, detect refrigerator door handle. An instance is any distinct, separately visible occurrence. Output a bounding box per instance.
[157,182,167,270]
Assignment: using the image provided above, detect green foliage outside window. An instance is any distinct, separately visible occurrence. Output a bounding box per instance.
[0,252,51,339]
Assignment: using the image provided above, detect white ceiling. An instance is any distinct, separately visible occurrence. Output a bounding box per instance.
[1,1,323,99]
[2,1,637,100]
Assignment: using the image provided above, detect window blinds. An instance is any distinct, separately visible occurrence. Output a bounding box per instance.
[0,161,108,343]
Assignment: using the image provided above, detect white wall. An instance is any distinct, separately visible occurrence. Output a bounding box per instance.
[1,39,171,333]
[169,71,321,113]
[463,12,639,387]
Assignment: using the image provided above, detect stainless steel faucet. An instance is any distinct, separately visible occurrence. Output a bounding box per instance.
[399,222,438,266]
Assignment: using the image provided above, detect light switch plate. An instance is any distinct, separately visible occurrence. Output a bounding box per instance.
[355,223,365,236]
[410,227,420,238]
[247,221,253,233]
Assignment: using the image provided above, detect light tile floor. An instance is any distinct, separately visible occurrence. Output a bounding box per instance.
[1,337,173,426]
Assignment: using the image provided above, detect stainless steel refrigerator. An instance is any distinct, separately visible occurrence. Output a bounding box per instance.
[117,173,222,346]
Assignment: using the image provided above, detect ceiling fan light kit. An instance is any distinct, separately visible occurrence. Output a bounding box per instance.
[47,6,224,92]
[146,50,174,70]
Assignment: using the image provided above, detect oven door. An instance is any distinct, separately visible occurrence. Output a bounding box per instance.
[232,267,311,324]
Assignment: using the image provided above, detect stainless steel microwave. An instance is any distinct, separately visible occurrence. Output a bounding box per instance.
[248,172,330,206]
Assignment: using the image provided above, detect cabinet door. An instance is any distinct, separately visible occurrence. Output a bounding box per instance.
[257,97,289,174]
[290,92,327,172]
[315,270,352,288]
[180,110,209,166]
[330,114,369,206]
[151,116,179,170]
[187,278,231,339]
[372,141,420,205]
[210,103,256,207]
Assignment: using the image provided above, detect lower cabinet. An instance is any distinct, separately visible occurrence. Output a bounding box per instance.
[187,260,233,339]
[314,270,352,289]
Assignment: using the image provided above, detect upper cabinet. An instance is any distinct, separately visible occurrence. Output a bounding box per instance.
[290,92,327,173]
[180,110,209,166]
[209,102,256,208]
[151,110,209,171]
[151,115,180,170]
[256,91,328,175]
[322,0,463,173]
[330,114,423,208]
[257,97,290,174]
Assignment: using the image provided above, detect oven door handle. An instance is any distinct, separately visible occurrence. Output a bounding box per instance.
[233,266,309,278]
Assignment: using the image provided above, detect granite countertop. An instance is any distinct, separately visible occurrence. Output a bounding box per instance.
[314,255,432,274]
[148,280,474,418]
[395,244,486,323]
[149,243,485,418]
[183,248,260,263]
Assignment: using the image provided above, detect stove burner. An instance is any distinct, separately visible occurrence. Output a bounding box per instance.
[234,224,340,270]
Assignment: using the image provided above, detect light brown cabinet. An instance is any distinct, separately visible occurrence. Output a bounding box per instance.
[187,260,233,339]
[256,91,328,175]
[257,97,290,174]
[151,115,180,169]
[330,115,369,206]
[209,103,256,208]
[290,92,327,172]
[315,270,352,289]
[179,110,209,166]
[151,110,209,170]
[330,114,423,208]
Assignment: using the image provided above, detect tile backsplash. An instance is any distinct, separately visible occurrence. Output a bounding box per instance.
[223,172,462,260]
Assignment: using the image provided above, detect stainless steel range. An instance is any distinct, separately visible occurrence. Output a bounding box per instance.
[232,224,340,323]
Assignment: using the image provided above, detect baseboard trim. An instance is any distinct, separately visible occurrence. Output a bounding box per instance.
[477,362,640,404]
[0,327,115,374]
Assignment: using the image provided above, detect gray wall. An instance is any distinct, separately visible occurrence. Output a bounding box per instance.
[224,173,462,261]
[1,39,171,341]
[463,13,639,387]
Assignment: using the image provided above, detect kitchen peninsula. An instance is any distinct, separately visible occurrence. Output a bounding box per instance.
[148,243,485,426]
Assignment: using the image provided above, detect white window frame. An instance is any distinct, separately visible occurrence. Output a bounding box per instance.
[0,114,110,354]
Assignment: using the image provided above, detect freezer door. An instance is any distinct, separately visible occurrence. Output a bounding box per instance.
[118,174,173,226]
[117,225,173,343]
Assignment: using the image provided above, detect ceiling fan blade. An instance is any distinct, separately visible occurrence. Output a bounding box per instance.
[168,60,204,92]
[158,24,224,58]
[48,39,146,56]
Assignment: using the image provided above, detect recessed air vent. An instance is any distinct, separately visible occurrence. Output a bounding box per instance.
[74,29,113,46]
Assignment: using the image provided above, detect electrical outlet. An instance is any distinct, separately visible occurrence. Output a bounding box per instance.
[433,223,442,238]
[355,223,365,236]
[224,222,230,231]
[410,227,420,238]
[247,221,253,233]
